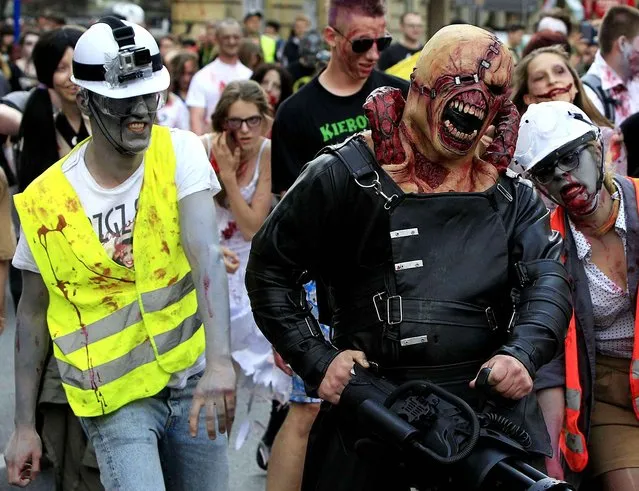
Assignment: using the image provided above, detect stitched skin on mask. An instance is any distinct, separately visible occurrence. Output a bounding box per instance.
[363,25,519,193]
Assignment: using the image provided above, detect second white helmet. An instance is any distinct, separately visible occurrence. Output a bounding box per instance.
[72,17,170,99]
[514,101,601,173]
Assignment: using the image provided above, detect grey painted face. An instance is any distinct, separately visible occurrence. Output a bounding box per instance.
[532,142,603,217]
[92,94,155,155]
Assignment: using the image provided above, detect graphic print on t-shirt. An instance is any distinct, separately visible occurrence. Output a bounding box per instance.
[91,198,139,268]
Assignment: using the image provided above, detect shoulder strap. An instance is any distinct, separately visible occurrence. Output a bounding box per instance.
[581,73,616,123]
[321,135,403,210]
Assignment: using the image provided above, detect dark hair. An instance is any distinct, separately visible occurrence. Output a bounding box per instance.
[507,24,525,32]
[169,50,199,94]
[32,27,83,87]
[250,64,293,111]
[327,0,386,27]
[521,30,570,58]
[266,20,281,32]
[17,26,83,191]
[511,45,613,129]
[599,5,639,56]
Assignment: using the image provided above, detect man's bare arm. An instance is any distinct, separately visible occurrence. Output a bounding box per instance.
[4,271,49,486]
[178,190,236,438]
[14,271,49,426]
[0,105,22,136]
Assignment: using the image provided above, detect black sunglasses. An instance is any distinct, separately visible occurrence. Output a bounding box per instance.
[332,27,392,54]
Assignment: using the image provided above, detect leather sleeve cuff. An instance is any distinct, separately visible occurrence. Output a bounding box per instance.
[301,347,343,398]
[495,343,537,379]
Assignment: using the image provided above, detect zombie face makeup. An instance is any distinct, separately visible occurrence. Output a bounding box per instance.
[531,140,603,216]
[523,53,577,106]
[404,25,514,161]
[90,93,158,155]
[621,35,639,79]
[331,13,387,81]
[260,69,282,107]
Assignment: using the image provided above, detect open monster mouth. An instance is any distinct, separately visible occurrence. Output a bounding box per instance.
[440,91,487,153]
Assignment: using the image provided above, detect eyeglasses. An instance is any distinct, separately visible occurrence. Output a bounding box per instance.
[93,92,164,117]
[530,145,588,185]
[225,115,262,130]
[332,27,392,54]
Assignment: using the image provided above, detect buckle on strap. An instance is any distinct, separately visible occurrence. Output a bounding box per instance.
[373,293,403,325]
[485,307,498,332]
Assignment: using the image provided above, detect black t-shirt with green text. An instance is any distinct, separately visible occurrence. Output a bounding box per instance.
[271,70,409,194]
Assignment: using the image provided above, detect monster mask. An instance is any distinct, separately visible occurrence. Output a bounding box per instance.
[365,25,520,192]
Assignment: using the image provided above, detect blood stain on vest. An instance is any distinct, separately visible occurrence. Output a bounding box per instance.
[161,240,170,255]
[154,268,167,279]
[65,198,80,213]
[37,215,108,414]
[168,275,179,286]
[101,296,119,312]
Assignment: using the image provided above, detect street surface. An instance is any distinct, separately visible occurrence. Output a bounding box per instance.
[0,291,270,491]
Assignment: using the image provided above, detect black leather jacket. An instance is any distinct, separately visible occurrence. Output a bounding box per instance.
[246,137,572,397]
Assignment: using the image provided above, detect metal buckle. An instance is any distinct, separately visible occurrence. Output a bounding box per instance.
[485,306,498,332]
[352,171,398,210]
[372,293,403,325]
[387,295,403,325]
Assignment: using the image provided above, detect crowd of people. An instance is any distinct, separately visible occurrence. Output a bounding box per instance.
[0,0,638,490]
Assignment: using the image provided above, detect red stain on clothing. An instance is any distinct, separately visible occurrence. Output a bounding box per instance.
[161,241,170,255]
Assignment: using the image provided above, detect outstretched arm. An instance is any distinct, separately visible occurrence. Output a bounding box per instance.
[179,190,236,439]
[5,271,49,486]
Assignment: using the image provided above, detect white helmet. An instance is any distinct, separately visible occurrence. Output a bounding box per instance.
[514,101,601,173]
[111,2,145,25]
[71,17,169,99]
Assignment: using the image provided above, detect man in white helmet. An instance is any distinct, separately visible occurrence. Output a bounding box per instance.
[4,17,235,490]
[516,101,639,488]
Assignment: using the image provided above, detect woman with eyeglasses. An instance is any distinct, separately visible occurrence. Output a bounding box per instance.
[201,80,288,404]
[515,101,639,490]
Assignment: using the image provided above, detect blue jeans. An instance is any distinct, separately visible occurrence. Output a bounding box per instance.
[79,374,229,491]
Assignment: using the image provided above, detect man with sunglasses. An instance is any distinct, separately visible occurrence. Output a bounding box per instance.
[5,18,235,490]
[271,0,408,197]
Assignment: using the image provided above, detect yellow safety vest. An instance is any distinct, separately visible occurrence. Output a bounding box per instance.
[385,52,420,80]
[260,35,276,63]
[14,125,205,418]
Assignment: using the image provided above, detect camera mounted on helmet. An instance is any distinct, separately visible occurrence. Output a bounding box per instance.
[71,16,169,99]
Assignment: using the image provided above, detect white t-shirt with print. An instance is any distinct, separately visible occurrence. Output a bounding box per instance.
[185,58,253,124]
[13,128,220,389]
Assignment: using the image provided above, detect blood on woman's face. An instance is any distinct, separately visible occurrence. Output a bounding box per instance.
[523,53,577,106]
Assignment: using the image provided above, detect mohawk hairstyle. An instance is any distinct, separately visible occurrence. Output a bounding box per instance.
[327,0,386,27]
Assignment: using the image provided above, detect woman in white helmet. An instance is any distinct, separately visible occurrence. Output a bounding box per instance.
[5,17,235,490]
[515,100,639,490]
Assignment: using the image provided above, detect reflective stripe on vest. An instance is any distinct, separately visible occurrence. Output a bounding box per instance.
[14,125,205,417]
[551,177,639,472]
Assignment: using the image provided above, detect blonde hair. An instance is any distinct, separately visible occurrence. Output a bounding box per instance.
[511,45,613,129]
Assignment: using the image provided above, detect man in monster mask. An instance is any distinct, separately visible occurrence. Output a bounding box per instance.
[246,24,572,490]
[5,18,235,490]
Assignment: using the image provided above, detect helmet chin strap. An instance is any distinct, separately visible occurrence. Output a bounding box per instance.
[88,99,136,156]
